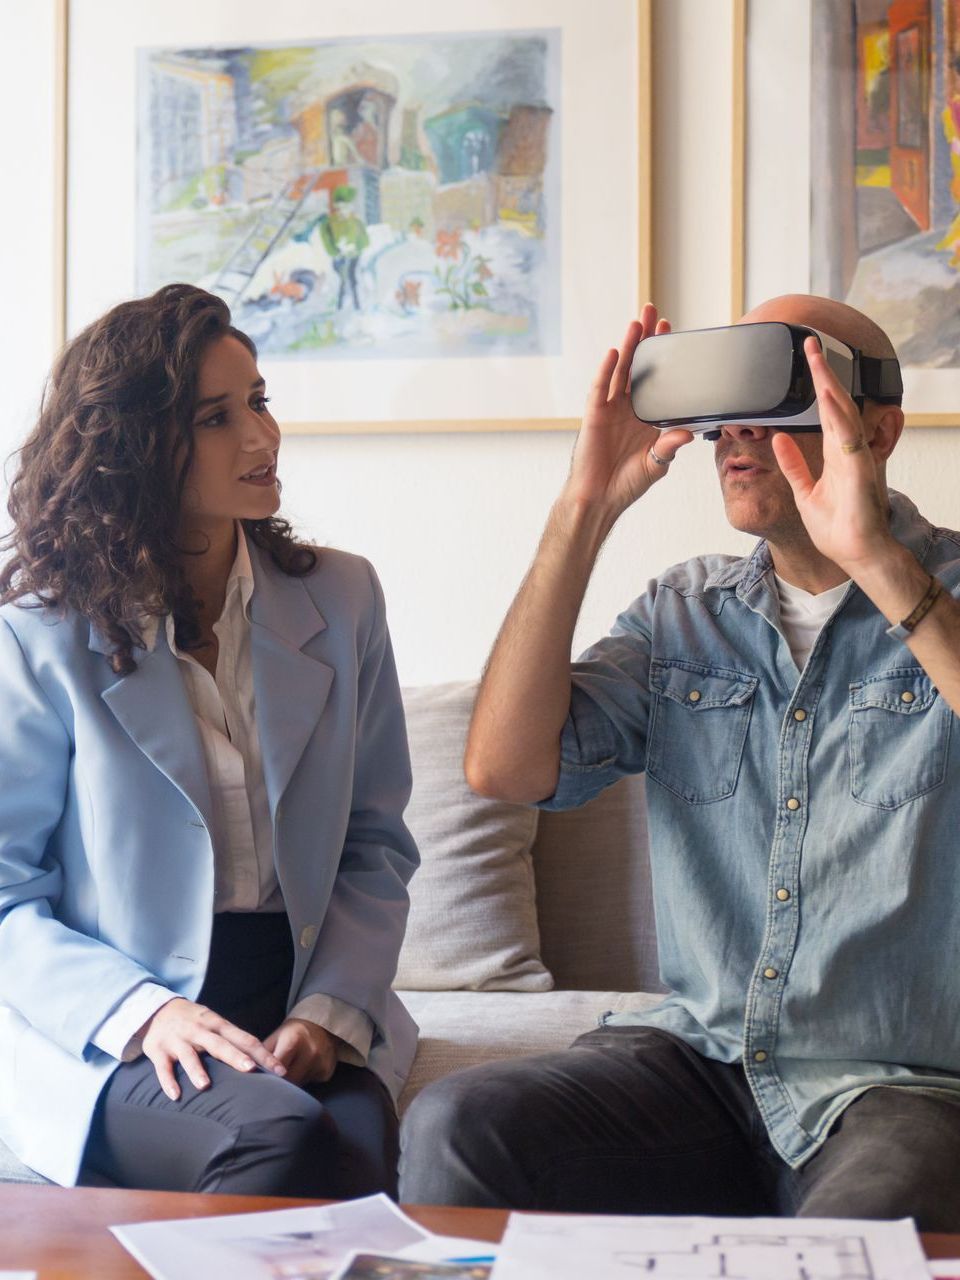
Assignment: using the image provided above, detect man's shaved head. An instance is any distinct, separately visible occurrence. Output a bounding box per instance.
[739,294,897,361]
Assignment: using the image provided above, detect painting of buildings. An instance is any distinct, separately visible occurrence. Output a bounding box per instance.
[811,0,960,367]
[137,30,560,359]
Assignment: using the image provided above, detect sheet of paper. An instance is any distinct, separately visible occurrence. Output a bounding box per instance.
[397,1236,498,1265]
[111,1193,428,1280]
[929,1262,960,1279]
[491,1213,930,1280]
[333,1253,491,1280]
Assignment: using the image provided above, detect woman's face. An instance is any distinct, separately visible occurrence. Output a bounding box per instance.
[181,334,282,531]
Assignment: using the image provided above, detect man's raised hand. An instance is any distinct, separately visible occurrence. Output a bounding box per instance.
[771,335,901,575]
[564,302,694,519]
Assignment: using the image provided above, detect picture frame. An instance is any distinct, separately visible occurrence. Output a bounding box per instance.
[733,0,960,427]
[55,0,651,435]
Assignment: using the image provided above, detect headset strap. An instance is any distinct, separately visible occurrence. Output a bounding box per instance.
[857,353,903,404]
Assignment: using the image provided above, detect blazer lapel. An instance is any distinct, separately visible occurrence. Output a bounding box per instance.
[94,625,215,827]
[248,544,334,820]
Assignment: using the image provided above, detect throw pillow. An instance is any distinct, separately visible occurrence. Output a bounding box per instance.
[395,681,553,992]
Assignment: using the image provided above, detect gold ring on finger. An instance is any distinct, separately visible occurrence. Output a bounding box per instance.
[841,439,867,455]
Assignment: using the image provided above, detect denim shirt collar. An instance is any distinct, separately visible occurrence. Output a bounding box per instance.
[702,490,935,600]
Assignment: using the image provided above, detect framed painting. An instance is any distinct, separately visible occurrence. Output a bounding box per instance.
[57,0,650,433]
[733,0,960,426]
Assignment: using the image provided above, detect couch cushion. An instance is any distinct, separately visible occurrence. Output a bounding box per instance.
[533,773,666,994]
[397,683,552,992]
[396,988,665,1111]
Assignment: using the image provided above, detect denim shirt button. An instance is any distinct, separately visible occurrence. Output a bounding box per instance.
[786,797,801,811]
[776,888,791,902]
[793,708,807,721]
[753,1049,769,1063]
[763,967,779,979]
[688,689,701,702]
[901,690,915,703]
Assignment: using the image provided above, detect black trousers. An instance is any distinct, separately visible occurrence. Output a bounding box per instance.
[81,913,398,1198]
[399,1025,960,1230]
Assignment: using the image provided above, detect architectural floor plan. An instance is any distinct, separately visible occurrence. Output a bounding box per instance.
[613,1230,872,1278]
[493,1214,930,1280]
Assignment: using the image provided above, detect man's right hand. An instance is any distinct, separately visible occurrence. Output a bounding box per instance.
[139,997,288,1101]
[465,303,693,805]
[563,302,693,521]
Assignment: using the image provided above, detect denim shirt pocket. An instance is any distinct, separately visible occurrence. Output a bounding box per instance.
[848,667,952,809]
[646,659,759,803]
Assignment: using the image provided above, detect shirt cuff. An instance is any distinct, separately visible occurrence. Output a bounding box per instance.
[287,994,375,1066]
[89,983,179,1062]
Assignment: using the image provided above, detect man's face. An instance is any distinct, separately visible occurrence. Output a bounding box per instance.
[716,297,850,545]
[708,295,901,549]
[714,422,825,543]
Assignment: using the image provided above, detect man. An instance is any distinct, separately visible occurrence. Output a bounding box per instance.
[399,295,960,1228]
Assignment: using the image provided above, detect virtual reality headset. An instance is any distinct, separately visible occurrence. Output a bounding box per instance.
[629,321,903,440]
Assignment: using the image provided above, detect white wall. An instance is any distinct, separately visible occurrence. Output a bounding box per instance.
[3,1,958,686]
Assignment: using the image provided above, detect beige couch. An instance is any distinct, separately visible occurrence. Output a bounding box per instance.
[0,682,665,1183]
[395,681,666,1112]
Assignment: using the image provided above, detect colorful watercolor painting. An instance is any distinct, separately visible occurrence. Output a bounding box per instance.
[810,0,960,369]
[137,30,560,360]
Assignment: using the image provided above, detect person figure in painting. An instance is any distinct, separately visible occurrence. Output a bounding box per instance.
[321,185,369,312]
[351,97,383,169]
[329,109,364,167]
[0,283,418,1194]
[295,184,369,312]
[400,293,960,1229]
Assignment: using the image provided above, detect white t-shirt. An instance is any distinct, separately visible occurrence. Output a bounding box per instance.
[774,573,851,671]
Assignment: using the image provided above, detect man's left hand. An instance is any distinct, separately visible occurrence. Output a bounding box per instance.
[264,1018,340,1085]
[771,335,897,575]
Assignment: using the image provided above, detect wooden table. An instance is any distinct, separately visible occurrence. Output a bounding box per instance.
[0,1185,955,1277]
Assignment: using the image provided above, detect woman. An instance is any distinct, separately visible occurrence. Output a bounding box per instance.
[0,283,418,1195]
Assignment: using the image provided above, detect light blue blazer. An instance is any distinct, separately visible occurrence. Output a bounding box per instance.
[0,539,419,1186]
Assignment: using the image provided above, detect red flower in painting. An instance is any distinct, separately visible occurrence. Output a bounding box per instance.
[435,229,463,259]
[396,280,422,309]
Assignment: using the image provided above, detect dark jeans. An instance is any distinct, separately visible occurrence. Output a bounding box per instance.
[399,1025,960,1230]
[81,913,398,1198]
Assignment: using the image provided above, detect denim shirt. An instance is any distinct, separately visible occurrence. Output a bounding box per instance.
[542,492,960,1167]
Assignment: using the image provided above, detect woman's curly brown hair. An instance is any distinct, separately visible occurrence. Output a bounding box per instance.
[0,283,316,675]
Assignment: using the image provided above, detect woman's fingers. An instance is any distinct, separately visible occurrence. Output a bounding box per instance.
[141,999,289,1104]
[148,1028,280,1103]
[178,1043,210,1092]
[149,1051,181,1102]
[214,1021,286,1075]
[196,1028,257,1074]
[263,1022,306,1083]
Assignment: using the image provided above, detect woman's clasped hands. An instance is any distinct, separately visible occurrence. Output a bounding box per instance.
[140,998,341,1100]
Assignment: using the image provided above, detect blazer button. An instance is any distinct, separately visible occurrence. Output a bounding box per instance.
[299,925,318,949]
